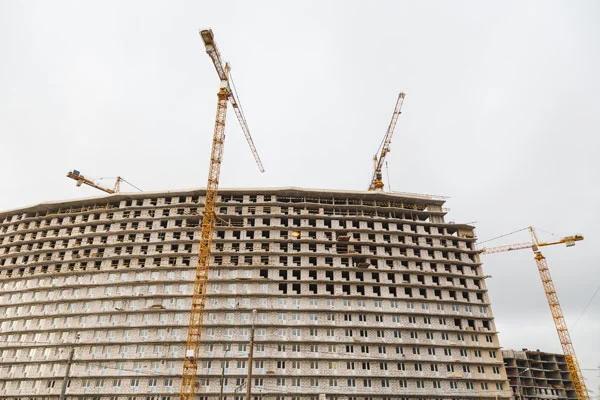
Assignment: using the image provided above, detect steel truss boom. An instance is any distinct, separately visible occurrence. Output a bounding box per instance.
[368,92,405,191]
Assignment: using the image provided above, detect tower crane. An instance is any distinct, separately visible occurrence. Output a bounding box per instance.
[180,29,264,400]
[368,92,405,191]
[66,169,142,194]
[66,169,122,194]
[481,227,589,400]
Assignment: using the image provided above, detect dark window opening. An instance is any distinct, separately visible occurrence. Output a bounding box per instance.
[279,283,287,294]
[387,273,395,283]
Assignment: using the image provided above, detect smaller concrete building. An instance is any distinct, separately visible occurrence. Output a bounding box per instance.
[502,349,577,400]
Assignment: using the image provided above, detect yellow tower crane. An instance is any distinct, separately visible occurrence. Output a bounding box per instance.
[368,92,405,191]
[180,29,264,400]
[481,227,589,400]
[66,169,122,194]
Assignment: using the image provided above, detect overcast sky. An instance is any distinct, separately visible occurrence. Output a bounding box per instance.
[1,0,599,393]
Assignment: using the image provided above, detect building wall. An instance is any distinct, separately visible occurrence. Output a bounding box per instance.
[0,188,511,399]
[502,349,578,400]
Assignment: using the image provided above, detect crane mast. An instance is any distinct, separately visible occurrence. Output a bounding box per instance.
[368,92,405,191]
[180,29,264,400]
[529,228,589,400]
[481,227,589,400]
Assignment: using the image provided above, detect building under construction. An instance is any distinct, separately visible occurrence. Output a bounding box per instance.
[503,349,579,400]
[0,187,512,399]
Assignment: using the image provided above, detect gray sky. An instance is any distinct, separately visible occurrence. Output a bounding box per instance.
[1,0,599,392]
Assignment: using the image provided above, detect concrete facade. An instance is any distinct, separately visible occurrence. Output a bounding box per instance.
[502,349,578,400]
[0,188,511,399]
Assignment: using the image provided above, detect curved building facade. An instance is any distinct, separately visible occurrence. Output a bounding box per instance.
[0,188,510,400]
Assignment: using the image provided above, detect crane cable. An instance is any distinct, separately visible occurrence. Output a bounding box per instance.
[374,126,387,160]
[99,177,143,193]
[229,71,246,119]
[385,161,392,192]
[120,178,143,193]
[479,227,562,246]
[478,227,529,245]
[572,285,600,330]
